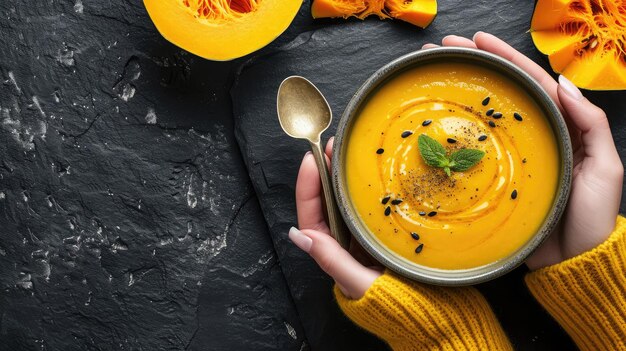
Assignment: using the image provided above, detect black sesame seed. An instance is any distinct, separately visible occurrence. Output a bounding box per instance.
[447,138,457,144]
[381,196,390,205]
[478,134,488,141]
[376,148,384,154]
[384,206,391,216]
[401,131,413,138]
[511,189,518,199]
[488,121,496,128]
[482,96,490,106]
[486,108,494,116]
[391,199,403,205]
[419,211,426,216]
[522,158,527,163]
[428,211,437,217]
[514,112,523,121]
[415,243,424,254]
[411,232,420,240]
[422,119,432,126]
[492,112,503,119]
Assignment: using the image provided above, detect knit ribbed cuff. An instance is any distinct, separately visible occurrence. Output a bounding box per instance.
[335,272,512,351]
[525,216,626,351]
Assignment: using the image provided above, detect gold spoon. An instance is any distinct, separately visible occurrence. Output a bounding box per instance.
[277,76,349,249]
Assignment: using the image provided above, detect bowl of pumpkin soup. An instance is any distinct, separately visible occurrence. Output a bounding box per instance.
[332,47,573,285]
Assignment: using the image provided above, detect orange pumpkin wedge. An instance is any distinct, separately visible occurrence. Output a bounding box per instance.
[385,0,437,28]
[144,0,302,61]
[311,0,437,28]
[311,0,371,19]
[531,0,626,90]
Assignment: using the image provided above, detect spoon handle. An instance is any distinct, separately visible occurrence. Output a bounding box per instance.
[310,141,350,249]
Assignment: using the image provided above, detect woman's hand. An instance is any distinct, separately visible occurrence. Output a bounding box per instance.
[425,32,623,270]
[290,139,382,299]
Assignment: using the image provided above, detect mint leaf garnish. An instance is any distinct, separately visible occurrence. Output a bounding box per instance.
[449,149,485,172]
[418,134,448,168]
[417,134,485,176]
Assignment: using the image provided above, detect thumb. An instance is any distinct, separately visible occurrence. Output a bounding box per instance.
[288,227,381,299]
[557,75,619,167]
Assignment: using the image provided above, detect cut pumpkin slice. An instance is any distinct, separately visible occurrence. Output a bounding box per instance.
[311,0,437,29]
[545,38,584,72]
[385,0,437,28]
[561,52,626,89]
[311,0,369,18]
[530,0,573,31]
[530,0,626,90]
[531,30,584,55]
[144,0,302,61]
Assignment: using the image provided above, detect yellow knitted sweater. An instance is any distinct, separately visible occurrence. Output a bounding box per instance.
[335,216,626,350]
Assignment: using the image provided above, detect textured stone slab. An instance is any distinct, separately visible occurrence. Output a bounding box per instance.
[233,1,626,350]
[0,1,302,350]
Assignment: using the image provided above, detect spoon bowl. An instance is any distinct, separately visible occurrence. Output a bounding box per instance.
[277,76,332,142]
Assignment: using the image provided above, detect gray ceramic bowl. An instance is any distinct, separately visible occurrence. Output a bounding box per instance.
[332,47,573,286]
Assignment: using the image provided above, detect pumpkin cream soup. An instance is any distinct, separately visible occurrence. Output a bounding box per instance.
[346,62,560,270]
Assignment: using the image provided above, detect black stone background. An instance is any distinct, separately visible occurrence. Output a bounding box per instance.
[0,1,304,350]
[232,1,626,351]
[1,1,625,351]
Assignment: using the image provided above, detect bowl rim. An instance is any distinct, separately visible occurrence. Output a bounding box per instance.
[331,47,573,286]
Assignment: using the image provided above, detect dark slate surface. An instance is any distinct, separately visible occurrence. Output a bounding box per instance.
[0,1,304,350]
[232,1,626,350]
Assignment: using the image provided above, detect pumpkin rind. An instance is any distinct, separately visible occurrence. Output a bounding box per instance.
[144,0,302,61]
[531,0,626,90]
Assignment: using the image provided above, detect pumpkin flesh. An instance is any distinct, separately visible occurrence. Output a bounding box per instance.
[385,0,437,28]
[144,0,301,61]
[531,0,626,90]
[311,0,437,28]
[311,0,369,19]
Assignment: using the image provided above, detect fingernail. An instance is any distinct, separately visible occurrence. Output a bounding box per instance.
[558,75,583,101]
[473,31,484,41]
[304,151,312,159]
[328,136,334,144]
[289,227,312,252]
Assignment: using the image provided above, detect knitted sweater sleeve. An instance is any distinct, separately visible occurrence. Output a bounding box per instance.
[334,272,513,351]
[525,216,626,351]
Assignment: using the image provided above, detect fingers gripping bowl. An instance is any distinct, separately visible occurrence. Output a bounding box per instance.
[332,48,573,286]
